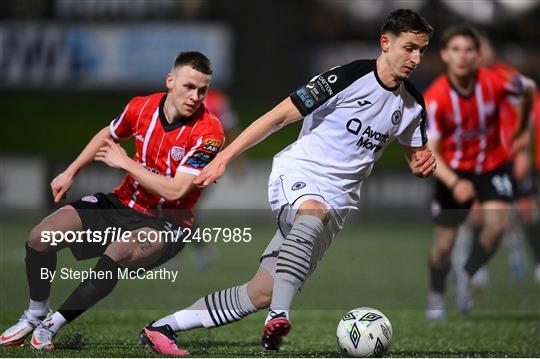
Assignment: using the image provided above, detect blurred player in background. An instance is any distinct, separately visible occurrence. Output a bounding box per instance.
[452,36,540,286]
[0,52,224,351]
[424,25,536,321]
[139,9,435,355]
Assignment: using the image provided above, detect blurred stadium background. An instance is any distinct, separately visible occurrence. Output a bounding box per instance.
[1,0,539,212]
[1,1,539,356]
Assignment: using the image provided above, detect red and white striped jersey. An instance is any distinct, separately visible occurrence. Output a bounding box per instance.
[425,68,526,174]
[109,92,224,227]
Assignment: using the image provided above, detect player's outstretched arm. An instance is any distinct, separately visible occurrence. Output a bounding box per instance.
[194,97,302,187]
[94,139,195,201]
[51,126,113,203]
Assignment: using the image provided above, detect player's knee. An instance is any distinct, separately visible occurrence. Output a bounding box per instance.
[485,219,509,239]
[296,199,330,224]
[105,243,138,267]
[27,225,50,252]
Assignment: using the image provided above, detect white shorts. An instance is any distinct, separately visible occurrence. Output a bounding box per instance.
[262,172,349,276]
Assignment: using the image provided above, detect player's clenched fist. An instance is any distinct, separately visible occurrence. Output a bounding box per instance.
[414,150,436,178]
[50,171,74,203]
[94,139,129,169]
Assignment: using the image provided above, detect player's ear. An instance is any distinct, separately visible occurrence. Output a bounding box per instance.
[166,73,174,90]
[440,48,448,63]
[380,34,391,53]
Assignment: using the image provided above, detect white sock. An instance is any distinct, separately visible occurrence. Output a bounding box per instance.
[43,312,67,334]
[155,283,257,332]
[27,299,49,320]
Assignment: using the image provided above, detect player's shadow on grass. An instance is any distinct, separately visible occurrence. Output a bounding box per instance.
[184,338,341,357]
[55,330,88,350]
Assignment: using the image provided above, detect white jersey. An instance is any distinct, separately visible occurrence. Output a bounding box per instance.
[270,59,427,210]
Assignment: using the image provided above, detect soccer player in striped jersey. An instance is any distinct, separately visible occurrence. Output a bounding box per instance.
[452,36,540,287]
[0,52,224,351]
[139,9,435,355]
[424,25,536,320]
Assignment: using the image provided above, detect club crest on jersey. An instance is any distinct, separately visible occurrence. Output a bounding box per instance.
[170,146,185,161]
[391,110,402,125]
[291,182,306,191]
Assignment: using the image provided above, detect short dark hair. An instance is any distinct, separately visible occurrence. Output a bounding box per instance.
[172,51,212,75]
[381,9,433,38]
[440,25,481,50]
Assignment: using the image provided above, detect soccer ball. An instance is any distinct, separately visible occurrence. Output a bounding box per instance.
[336,307,393,357]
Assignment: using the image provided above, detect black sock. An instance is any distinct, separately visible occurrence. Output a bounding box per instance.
[26,242,57,301]
[429,260,451,293]
[58,255,121,323]
[525,221,540,264]
[465,238,500,276]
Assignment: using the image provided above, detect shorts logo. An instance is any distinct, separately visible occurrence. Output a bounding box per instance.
[81,195,98,203]
[170,146,185,161]
[327,74,338,83]
[391,110,402,125]
[291,182,306,191]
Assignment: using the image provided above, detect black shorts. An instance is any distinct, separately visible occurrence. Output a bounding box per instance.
[69,192,185,268]
[432,163,514,227]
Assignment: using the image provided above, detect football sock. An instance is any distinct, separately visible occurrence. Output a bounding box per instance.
[271,215,324,312]
[525,221,540,263]
[27,299,50,320]
[429,260,451,293]
[43,312,67,334]
[25,242,56,304]
[156,283,257,331]
[58,255,121,323]
[465,237,499,277]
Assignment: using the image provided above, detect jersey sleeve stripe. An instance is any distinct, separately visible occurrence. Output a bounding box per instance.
[177,166,201,176]
[109,105,129,140]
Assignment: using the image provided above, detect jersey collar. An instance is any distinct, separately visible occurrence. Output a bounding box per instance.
[159,93,200,132]
[373,60,401,92]
[446,71,478,99]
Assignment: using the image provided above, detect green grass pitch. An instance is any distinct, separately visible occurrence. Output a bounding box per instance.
[1,215,539,357]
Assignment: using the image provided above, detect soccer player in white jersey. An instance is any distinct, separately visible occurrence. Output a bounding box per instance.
[139,9,435,355]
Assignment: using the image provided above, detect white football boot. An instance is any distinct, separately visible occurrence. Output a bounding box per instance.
[425,291,446,321]
[0,310,49,347]
[29,315,56,350]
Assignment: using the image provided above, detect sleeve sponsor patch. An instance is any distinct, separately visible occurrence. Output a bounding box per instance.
[204,139,223,147]
[290,73,338,116]
[202,139,223,153]
[185,151,217,169]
